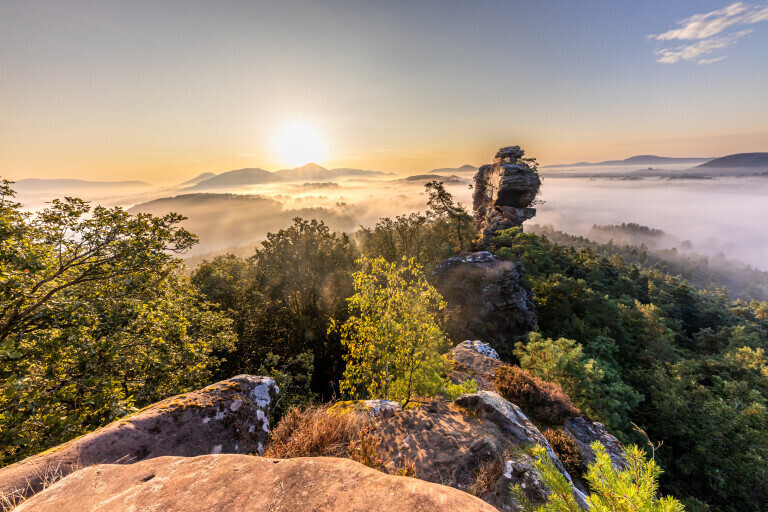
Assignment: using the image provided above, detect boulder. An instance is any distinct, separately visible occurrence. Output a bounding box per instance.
[328,399,403,419]
[455,391,589,507]
[435,252,536,359]
[447,340,504,391]
[0,375,277,501]
[14,455,499,512]
[564,416,627,471]
[473,146,542,246]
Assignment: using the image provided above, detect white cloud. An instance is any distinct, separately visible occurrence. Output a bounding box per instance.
[698,56,729,65]
[650,2,767,63]
[655,30,752,63]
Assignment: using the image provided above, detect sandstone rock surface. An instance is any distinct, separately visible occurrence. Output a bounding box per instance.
[473,146,541,246]
[0,375,277,501]
[329,399,403,419]
[448,340,504,390]
[435,252,536,358]
[15,454,499,512]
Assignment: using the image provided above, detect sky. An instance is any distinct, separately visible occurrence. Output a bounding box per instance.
[1,0,767,184]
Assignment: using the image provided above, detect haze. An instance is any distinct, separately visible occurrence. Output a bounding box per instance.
[2,1,768,183]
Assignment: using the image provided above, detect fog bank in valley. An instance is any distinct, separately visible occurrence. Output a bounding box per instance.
[11,164,768,271]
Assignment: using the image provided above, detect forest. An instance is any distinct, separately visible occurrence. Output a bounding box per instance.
[1,177,767,511]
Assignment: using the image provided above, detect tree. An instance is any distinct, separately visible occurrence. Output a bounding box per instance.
[512,443,685,512]
[0,181,235,464]
[334,257,449,406]
[424,180,475,251]
[192,218,358,398]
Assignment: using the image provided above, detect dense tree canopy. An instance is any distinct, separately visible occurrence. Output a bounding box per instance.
[490,226,768,511]
[0,181,235,464]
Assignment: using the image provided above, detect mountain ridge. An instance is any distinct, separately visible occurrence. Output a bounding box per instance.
[544,155,713,168]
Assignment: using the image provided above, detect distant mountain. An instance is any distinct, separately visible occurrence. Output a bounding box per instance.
[330,168,395,178]
[188,164,394,190]
[400,174,464,183]
[544,155,713,168]
[428,164,477,174]
[695,152,768,168]
[275,163,336,181]
[185,168,281,190]
[14,178,151,191]
[178,172,216,187]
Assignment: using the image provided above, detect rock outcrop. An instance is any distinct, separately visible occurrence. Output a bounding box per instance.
[0,375,277,501]
[448,340,628,474]
[15,454,499,512]
[329,399,403,419]
[448,340,504,390]
[435,252,536,359]
[473,146,541,246]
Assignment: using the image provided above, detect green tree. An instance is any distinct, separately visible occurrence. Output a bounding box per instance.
[424,180,475,250]
[0,181,235,464]
[192,218,358,398]
[513,443,685,512]
[334,256,449,406]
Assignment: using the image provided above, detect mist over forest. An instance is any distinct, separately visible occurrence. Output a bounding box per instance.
[12,161,768,272]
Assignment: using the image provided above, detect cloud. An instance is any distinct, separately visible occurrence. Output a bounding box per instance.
[698,56,729,65]
[655,30,752,64]
[650,2,767,63]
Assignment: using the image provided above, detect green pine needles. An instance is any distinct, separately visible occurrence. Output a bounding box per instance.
[513,442,685,512]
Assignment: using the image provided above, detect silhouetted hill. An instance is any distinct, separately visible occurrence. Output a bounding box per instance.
[544,155,713,168]
[428,164,478,174]
[275,163,336,181]
[185,168,281,190]
[695,152,768,168]
[178,172,216,187]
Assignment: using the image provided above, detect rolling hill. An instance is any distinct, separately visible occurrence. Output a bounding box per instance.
[695,152,768,168]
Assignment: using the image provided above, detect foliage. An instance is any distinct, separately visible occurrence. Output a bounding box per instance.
[443,378,478,400]
[515,333,641,432]
[264,403,370,459]
[348,426,383,469]
[357,182,474,269]
[490,225,768,510]
[334,257,449,406]
[543,428,583,477]
[192,218,358,399]
[512,443,685,512]
[494,364,580,424]
[0,181,235,465]
[256,351,316,422]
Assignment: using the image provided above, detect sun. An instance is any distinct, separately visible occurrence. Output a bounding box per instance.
[270,122,326,168]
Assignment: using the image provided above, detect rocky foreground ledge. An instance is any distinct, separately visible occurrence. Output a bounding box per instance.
[0,375,278,501]
[14,455,497,512]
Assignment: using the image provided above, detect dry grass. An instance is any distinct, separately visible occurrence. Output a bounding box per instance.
[0,461,67,512]
[264,404,371,459]
[466,446,520,497]
[494,365,580,425]
[543,428,584,477]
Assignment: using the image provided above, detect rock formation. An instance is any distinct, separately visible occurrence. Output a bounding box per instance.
[14,455,499,512]
[0,375,277,502]
[435,251,536,359]
[473,146,542,246]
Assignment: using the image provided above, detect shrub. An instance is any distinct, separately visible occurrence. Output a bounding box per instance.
[512,442,686,512]
[495,365,580,424]
[543,428,584,477]
[348,427,383,468]
[264,404,370,459]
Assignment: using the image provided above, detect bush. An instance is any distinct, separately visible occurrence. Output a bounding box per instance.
[543,428,584,477]
[495,365,580,424]
[264,404,370,459]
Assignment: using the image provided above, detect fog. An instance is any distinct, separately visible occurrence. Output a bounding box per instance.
[535,173,768,270]
[11,167,768,271]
